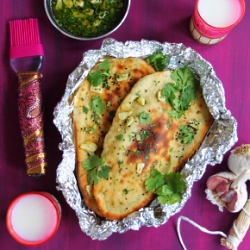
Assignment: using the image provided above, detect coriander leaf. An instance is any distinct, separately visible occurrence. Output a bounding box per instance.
[123,189,129,194]
[145,170,187,205]
[138,111,151,124]
[168,110,182,119]
[116,134,125,141]
[180,85,197,110]
[178,125,196,144]
[82,154,102,170]
[167,172,187,193]
[98,59,110,72]
[90,96,106,115]
[158,193,182,204]
[98,165,111,180]
[161,83,179,104]
[155,184,173,196]
[83,106,89,114]
[140,129,152,140]
[146,51,170,71]
[87,70,104,87]
[145,169,166,191]
[162,66,199,119]
[82,154,110,185]
[87,167,100,185]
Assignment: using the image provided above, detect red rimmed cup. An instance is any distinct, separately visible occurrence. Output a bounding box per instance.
[190,0,245,45]
[6,192,61,246]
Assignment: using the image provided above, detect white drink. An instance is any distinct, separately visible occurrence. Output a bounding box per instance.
[10,194,57,241]
[198,0,242,28]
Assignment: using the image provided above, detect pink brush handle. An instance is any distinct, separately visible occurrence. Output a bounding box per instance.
[17,71,47,177]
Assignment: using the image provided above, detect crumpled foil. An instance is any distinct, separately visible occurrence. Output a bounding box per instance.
[53,38,238,240]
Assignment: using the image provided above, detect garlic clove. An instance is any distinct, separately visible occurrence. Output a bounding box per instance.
[225,183,248,213]
[220,189,236,203]
[228,144,250,176]
[215,180,231,197]
[205,171,248,213]
[206,172,236,191]
[207,175,228,191]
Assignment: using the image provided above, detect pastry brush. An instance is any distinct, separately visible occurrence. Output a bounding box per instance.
[9,18,47,177]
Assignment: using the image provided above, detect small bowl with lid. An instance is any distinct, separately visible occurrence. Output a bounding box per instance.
[44,0,131,40]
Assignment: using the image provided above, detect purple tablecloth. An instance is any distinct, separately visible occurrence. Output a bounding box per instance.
[1,1,250,249]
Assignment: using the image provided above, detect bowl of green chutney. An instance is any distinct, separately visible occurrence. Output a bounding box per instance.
[44,0,131,40]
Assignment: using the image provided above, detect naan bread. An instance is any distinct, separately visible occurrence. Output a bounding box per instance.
[73,57,156,215]
[93,69,213,220]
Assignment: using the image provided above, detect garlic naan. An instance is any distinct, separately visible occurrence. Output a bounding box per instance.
[73,57,155,215]
[93,69,213,220]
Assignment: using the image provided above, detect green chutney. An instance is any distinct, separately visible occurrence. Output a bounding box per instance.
[52,0,126,38]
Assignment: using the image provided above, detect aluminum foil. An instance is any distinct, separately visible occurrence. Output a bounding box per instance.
[53,38,238,240]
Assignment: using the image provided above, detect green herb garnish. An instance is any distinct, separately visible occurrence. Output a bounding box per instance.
[82,154,111,185]
[140,129,152,140]
[83,106,89,114]
[90,95,106,115]
[87,60,111,86]
[145,169,186,205]
[146,51,170,71]
[116,134,125,141]
[161,66,199,118]
[138,111,151,124]
[178,125,196,144]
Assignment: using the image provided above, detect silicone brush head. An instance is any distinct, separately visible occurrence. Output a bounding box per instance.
[9,18,44,59]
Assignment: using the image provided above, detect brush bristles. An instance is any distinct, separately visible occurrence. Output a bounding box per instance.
[10,18,41,47]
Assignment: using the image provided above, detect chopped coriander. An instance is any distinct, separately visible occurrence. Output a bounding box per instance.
[140,129,152,140]
[90,96,106,115]
[82,154,111,185]
[98,165,111,180]
[138,111,151,124]
[123,188,133,194]
[145,51,170,71]
[83,106,89,114]
[161,66,199,118]
[118,160,123,168]
[87,60,111,86]
[98,60,110,72]
[84,125,97,133]
[145,169,186,205]
[178,125,196,144]
[116,134,125,141]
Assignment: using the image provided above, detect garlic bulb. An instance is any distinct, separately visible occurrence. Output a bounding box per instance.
[205,171,248,213]
[228,144,250,176]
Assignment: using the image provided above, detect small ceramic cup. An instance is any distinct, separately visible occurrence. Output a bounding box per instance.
[6,192,61,246]
[190,0,245,45]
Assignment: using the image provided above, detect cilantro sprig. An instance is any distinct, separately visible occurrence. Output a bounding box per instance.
[89,96,106,122]
[146,51,170,71]
[87,59,111,86]
[178,125,196,144]
[82,154,111,185]
[161,66,199,118]
[145,169,186,205]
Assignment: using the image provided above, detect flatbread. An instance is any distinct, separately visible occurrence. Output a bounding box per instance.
[73,57,156,215]
[93,69,213,220]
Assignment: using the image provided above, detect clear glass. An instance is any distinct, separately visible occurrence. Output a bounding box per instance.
[10,56,44,73]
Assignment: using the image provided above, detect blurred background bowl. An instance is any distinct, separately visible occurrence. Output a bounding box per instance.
[44,0,130,41]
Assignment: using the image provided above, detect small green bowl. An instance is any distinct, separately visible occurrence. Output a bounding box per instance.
[44,0,131,41]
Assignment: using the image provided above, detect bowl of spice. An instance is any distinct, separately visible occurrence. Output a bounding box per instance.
[44,0,131,40]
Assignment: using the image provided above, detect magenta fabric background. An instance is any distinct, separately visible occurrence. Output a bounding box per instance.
[1,1,250,249]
